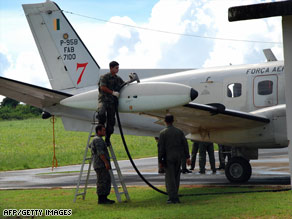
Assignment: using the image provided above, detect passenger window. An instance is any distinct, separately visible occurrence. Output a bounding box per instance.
[227,83,242,98]
[258,80,273,95]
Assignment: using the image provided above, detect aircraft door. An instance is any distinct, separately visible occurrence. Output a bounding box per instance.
[253,74,278,107]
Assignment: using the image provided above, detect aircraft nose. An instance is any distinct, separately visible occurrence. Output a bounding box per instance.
[190,88,198,101]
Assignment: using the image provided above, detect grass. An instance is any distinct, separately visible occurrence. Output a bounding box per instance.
[0,118,159,171]
[0,187,291,218]
[0,118,198,171]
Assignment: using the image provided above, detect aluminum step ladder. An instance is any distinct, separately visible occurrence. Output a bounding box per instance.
[73,123,130,203]
[108,142,130,203]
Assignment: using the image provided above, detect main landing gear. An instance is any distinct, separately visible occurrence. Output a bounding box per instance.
[225,157,252,183]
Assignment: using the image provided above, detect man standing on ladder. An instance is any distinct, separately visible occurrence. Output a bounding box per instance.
[97,61,125,146]
[90,124,115,204]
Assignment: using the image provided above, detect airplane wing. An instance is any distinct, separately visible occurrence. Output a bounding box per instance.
[0,77,72,108]
[142,102,270,135]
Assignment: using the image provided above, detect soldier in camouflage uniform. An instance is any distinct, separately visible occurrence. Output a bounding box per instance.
[90,124,115,204]
[97,61,125,146]
[158,114,190,204]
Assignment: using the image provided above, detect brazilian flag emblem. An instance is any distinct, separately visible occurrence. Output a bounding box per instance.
[53,18,60,31]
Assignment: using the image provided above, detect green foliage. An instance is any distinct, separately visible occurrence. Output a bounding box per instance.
[0,187,291,218]
[0,104,42,120]
[1,97,19,108]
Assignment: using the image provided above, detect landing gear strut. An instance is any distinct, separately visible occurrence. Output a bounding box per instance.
[225,157,252,183]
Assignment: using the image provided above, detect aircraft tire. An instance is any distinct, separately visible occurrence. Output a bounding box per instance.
[225,157,252,183]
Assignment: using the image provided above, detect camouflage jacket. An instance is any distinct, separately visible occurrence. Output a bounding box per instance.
[98,72,124,103]
[90,136,110,169]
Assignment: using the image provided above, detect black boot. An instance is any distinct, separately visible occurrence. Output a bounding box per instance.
[217,165,225,170]
[104,196,115,204]
[98,195,115,204]
[182,169,192,174]
[98,195,106,204]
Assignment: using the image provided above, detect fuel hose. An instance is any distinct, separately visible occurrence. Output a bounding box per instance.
[115,103,167,195]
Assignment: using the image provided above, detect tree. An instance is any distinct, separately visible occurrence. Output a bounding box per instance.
[1,97,19,108]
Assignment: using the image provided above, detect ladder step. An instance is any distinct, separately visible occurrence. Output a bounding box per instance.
[76,192,85,196]
[85,157,92,161]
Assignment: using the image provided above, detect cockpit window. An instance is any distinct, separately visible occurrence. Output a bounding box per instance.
[227,83,242,98]
[258,80,273,95]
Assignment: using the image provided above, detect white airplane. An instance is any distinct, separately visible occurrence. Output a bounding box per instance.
[0,1,288,183]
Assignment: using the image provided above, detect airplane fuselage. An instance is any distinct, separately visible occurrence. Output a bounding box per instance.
[141,61,287,149]
[143,61,285,113]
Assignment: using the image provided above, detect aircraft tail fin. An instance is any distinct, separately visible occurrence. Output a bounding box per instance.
[22,1,100,90]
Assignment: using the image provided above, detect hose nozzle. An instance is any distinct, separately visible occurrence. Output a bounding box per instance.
[129,72,140,83]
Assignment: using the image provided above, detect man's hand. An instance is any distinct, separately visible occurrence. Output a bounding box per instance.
[112,91,120,98]
[100,154,111,170]
[105,161,110,170]
[186,158,191,166]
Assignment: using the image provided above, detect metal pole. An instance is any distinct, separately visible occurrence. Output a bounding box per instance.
[282,15,292,187]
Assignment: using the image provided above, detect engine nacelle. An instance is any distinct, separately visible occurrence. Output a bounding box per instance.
[60,82,198,112]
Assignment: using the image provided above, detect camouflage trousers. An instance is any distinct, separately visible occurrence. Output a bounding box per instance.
[95,168,111,196]
[97,102,116,138]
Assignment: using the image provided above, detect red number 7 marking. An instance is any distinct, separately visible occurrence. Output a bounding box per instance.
[76,62,88,85]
